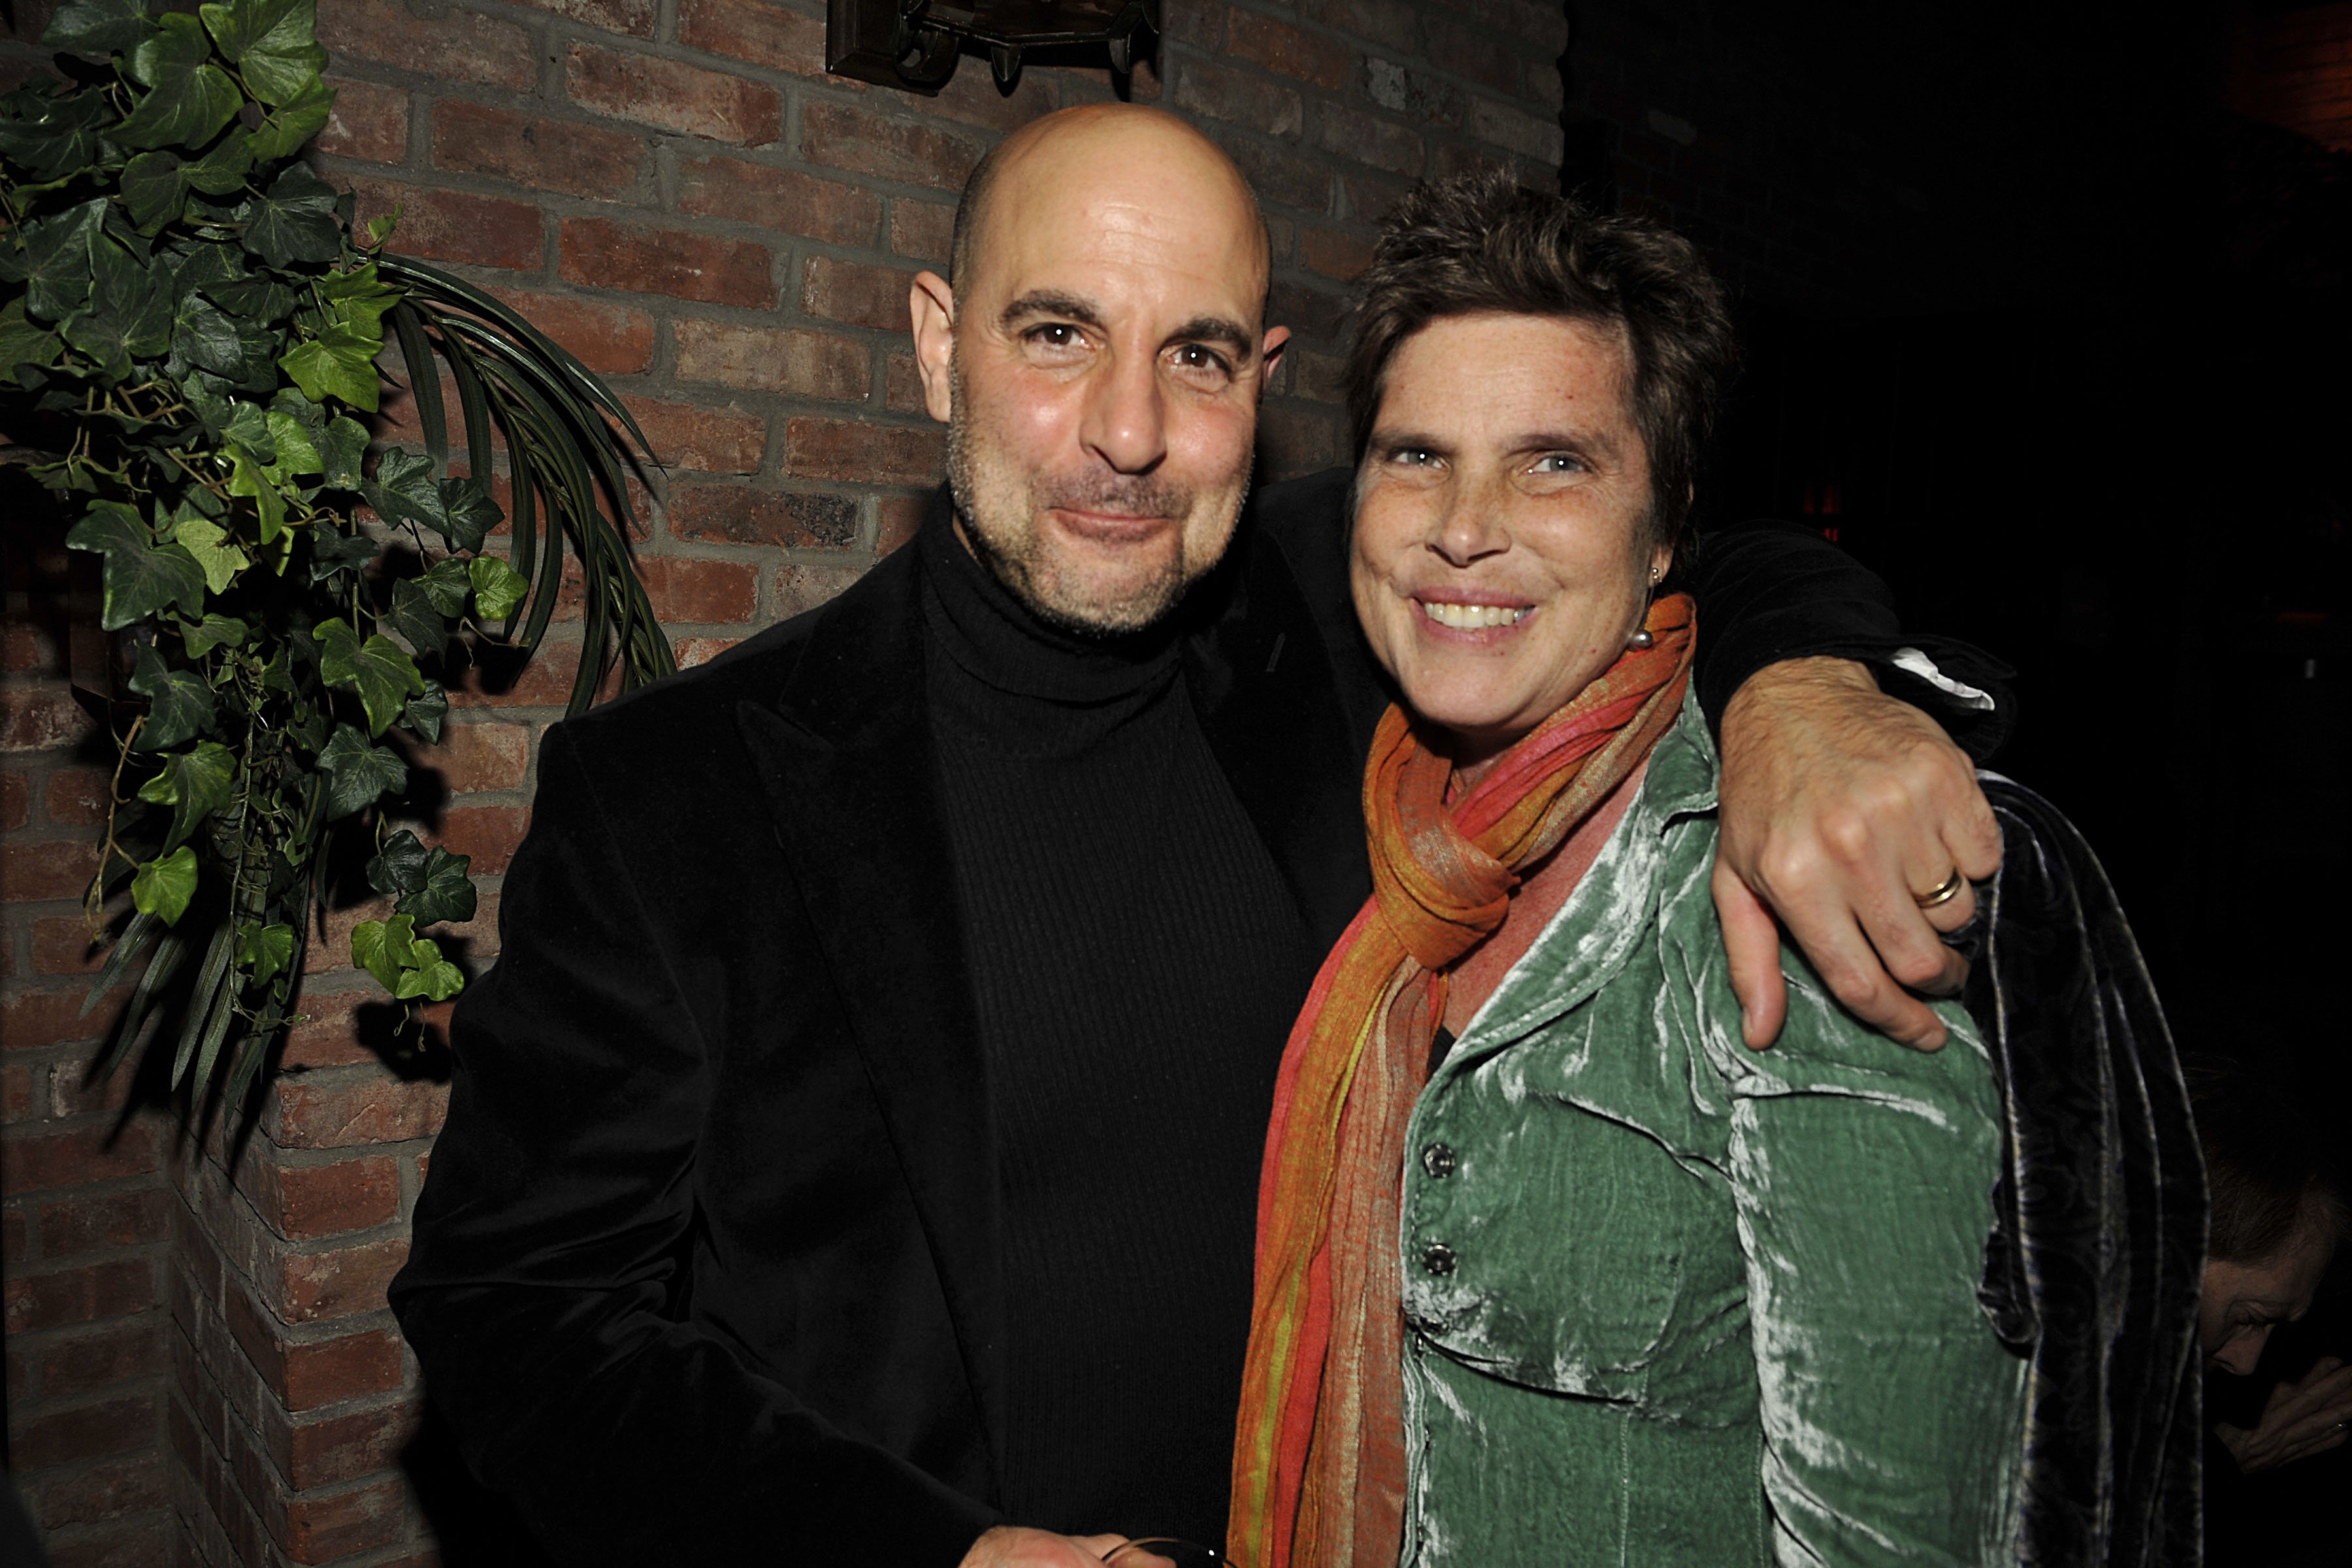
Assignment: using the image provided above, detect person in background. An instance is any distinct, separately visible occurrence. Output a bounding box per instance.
[2192,1061,2352,1475]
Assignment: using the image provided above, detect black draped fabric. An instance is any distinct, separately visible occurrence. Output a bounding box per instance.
[1965,776,2206,1567]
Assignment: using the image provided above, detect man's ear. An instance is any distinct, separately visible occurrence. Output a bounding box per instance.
[1256,325,1290,393]
[910,270,956,425]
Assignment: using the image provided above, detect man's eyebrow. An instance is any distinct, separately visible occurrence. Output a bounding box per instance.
[1166,315,1257,359]
[999,289,1107,332]
[1365,426,1448,453]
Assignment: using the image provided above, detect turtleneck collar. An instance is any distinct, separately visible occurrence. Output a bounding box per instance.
[918,488,1186,708]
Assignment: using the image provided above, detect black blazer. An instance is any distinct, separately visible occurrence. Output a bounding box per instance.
[390,474,1985,1565]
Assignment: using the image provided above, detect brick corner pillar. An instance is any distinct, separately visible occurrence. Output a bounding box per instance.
[167,1006,448,1567]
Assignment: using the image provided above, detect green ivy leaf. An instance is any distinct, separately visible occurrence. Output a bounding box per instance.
[316,619,426,737]
[350,911,415,992]
[395,845,476,926]
[306,524,377,583]
[240,164,341,268]
[387,574,447,659]
[363,455,501,551]
[237,920,293,987]
[363,827,431,896]
[61,231,174,380]
[65,500,207,630]
[171,515,250,593]
[242,74,332,163]
[438,478,501,552]
[180,131,252,195]
[419,557,473,616]
[402,680,448,743]
[0,299,65,384]
[393,936,465,1002]
[318,259,399,336]
[318,415,368,487]
[172,293,280,389]
[0,86,117,182]
[316,721,406,817]
[114,14,242,152]
[121,150,187,233]
[180,613,247,656]
[131,845,199,925]
[263,408,321,476]
[221,398,275,460]
[360,447,433,527]
[206,274,297,324]
[222,441,287,543]
[278,318,378,410]
[129,643,218,751]
[22,199,107,323]
[468,553,529,621]
[135,738,235,853]
[200,0,326,106]
[42,0,148,56]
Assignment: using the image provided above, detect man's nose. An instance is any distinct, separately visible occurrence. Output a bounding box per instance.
[1428,474,1509,566]
[1079,348,1167,476]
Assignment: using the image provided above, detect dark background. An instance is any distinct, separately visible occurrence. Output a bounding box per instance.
[1567,3,2347,1558]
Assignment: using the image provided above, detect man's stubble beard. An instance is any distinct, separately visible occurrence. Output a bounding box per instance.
[945,350,1252,638]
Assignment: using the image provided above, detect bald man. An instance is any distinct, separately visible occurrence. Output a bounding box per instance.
[392,106,2006,1567]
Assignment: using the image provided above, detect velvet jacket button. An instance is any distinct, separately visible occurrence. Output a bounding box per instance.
[1421,1241,1458,1276]
[1421,1141,1457,1178]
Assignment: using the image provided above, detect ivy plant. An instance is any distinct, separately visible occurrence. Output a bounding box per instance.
[0,0,674,1110]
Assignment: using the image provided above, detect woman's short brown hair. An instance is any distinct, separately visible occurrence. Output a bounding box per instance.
[1345,172,1739,555]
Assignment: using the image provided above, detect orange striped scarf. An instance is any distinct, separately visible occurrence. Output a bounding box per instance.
[1227,593,1697,1568]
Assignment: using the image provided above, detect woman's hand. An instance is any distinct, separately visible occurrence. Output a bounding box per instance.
[1715,657,2001,1051]
[2215,1356,2352,1473]
[959,1526,1134,1566]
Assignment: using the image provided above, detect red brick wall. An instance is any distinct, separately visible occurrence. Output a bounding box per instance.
[0,1,1569,1561]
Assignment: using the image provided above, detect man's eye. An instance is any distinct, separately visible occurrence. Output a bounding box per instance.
[1532,453,1587,474]
[1027,324,1086,350]
[1169,344,1233,381]
[1388,448,1437,467]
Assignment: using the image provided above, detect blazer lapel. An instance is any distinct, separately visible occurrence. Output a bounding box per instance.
[732,546,1008,1489]
[1187,523,1379,952]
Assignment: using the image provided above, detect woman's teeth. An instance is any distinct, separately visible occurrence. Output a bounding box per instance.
[1421,601,1531,629]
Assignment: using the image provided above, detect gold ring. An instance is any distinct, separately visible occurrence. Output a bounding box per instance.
[1914,869,1966,909]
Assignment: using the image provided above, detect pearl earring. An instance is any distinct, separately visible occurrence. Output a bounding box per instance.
[1628,563,1662,648]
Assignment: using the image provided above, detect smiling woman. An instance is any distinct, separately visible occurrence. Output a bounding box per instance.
[1226,174,2204,1568]
[1349,313,1668,770]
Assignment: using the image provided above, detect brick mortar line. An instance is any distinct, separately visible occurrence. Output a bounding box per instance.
[1,1111,167,1149]
[166,1375,285,1553]
[4,1368,168,1420]
[193,1157,419,1264]
[175,1354,419,1514]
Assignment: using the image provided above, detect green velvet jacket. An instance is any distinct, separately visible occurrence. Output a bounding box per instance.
[1399,694,2029,1566]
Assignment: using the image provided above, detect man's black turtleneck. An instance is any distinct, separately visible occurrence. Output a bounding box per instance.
[920,512,1319,1546]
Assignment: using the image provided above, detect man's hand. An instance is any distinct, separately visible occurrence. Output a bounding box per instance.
[1714,657,2001,1051]
[2215,1356,2352,1475]
[960,1526,1132,1567]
